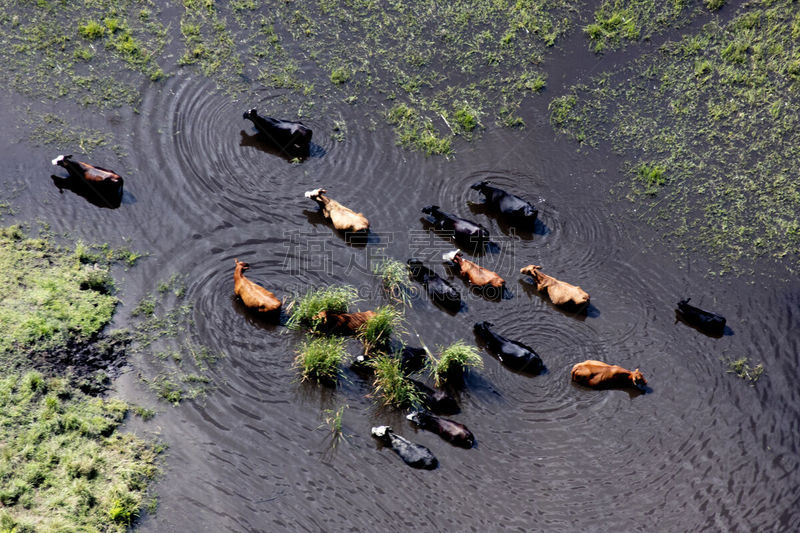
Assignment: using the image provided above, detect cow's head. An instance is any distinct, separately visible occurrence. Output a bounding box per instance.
[520,265,542,277]
[371,425,392,439]
[442,249,462,263]
[470,180,489,191]
[243,108,257,120]
[51,154,73,167]
[630,369,647,389]
[304,188,327,199]
[473,321,494,335]
[421,205,439,215]
[406,411,429,425]
[234,258,249,271]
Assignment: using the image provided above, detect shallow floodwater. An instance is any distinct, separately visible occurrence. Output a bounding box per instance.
[3,6,800,531]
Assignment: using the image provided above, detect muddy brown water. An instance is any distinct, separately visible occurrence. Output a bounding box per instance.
[3,5,800,531]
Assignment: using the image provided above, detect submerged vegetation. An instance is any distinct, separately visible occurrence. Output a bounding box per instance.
[171,0,577,153]
[0,371,161,532]
[0,0,167,108]
[553,0,800,272]
[295,335,347,384]
[130,274,222,404]
[584,0,724,53]
[429,341,483,387]
[726,357,764,383]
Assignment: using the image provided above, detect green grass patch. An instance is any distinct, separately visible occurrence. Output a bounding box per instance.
[373,259,413,307]
[0,371,160,532]
[0,0,168,109]
[286,285,359,331]
[0,225,124,363]
[358,305,403,354]
[726,357,764,383]
[584,0,707,53]
[369,353,423,409]
[294,335,347,384]
[552,0,800,273]
[319,404,348,446]
[429,341,483,387]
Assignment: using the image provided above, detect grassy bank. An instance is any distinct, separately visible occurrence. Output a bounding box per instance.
[0,371,160,532]
[0,225,126,366]
[0,224,160,531]
[552,0,800,273]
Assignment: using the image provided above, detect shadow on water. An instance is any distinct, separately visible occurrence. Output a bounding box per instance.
[239,130,326,162]
[467,201,550,239]
[674,312,734,338]
[570,379,650,400]
[50,175,126,209]
[230,296,283,332]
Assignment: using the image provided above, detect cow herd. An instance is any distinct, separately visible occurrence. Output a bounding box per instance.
[50,109,728,470]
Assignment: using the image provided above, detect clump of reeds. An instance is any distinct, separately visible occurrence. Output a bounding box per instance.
[370,353,423,408]
[358,305,404,354]
[373,259,413,307]
[320,404,348,446]
[286,285,358,331]
[294,335,347,384]
[429,341,483,387]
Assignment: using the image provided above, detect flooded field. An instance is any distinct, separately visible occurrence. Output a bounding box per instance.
[1,1,798,531]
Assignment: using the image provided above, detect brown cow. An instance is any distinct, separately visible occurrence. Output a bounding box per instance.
[313,309,376,335]
[52,155,123,189]
[304,188,369,232]
[520,265,589,307]
[571,360,647,390]
[233,259,281,314]
[443,249,505,289]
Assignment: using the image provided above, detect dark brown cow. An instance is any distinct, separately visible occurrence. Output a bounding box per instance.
[313,309,376,335]
[52,155,123,191]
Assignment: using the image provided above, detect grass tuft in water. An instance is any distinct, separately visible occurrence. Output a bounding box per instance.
[358,305,403,354]
[370,354,423,409]
[294,335,347,384]
[286,286,359,331]
[319,404,348,446]
[726,357,764,383]
[373,259,413,307]
[429,341,483,387]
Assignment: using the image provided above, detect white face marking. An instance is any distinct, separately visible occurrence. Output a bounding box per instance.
[442,249,461,262]
[51,155,65,165]
[371,425,390,437]
[304,188,323,198]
